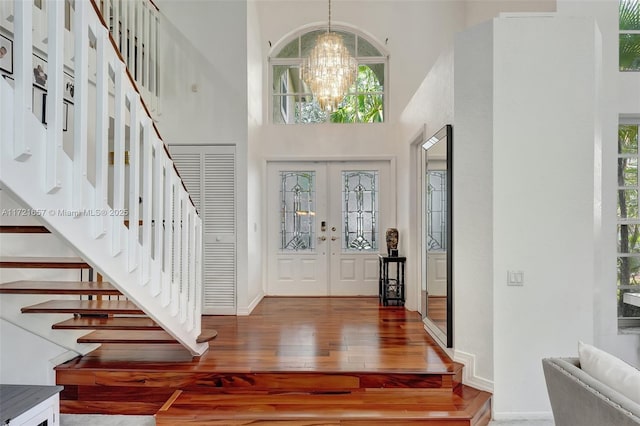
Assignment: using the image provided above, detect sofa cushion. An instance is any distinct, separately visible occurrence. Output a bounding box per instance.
[578,341,640,405]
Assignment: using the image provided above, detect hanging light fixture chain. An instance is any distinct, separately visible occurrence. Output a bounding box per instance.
[328,0,332,33]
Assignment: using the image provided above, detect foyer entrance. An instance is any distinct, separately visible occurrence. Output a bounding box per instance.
[266,161,393,296]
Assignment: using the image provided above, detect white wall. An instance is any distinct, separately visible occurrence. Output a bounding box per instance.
[557,0,640,370]
[0,319,70,385]
[154,1,247,144]
[246,0,265,313]
[491,15,600,418]
[453,20,496,386]
[153,0,251,312]
[455,14,603,418]
[464,0,555,27]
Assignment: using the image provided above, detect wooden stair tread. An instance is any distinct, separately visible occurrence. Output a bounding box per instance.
[78,330,176,344]
[0,256,90,269]
[21,300,143,314]
[53,316,161,330]
[0,225,50,233]
[196,329,218,343]
[155,387,492,425]
[0,280,120,295]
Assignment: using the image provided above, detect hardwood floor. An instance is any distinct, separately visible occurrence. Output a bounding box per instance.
[427,295,447,331]
[56,297,491,425]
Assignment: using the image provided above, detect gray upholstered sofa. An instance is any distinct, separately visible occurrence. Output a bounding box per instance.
[543,357,640,426]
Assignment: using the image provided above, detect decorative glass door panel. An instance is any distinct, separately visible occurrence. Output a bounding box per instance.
[343,171,378,251]
[267,161,392,296]
[280,171,316,251]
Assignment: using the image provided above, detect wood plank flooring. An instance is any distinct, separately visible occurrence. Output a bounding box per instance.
[55,297,491,424]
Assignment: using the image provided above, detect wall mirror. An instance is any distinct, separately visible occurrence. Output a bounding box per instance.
[421,124,452,348]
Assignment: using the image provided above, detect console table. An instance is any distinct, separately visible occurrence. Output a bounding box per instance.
[378,254,406,306]
[0,385,63,426]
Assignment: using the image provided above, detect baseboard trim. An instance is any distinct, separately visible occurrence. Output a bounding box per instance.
[492,411,554,421]
[453,349,494,392]
[237,292,264,316]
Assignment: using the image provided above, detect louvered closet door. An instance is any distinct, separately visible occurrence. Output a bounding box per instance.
[170,145,237,315]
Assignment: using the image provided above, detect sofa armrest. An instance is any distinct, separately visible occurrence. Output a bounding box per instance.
[542,358,640,426]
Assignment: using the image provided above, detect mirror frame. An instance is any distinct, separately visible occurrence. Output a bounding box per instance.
[422,124,453,348]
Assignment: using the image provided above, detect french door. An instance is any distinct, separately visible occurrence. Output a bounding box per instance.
[267,161,392,296]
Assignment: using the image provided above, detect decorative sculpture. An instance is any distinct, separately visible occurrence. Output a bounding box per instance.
[386,228,398,256]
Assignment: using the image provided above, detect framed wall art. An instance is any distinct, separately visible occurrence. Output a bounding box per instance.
[63,72,74,103]
[32,54,48,89]
[0,34,13,74]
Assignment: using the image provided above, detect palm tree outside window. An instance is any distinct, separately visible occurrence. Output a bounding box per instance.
[620,0,640,71]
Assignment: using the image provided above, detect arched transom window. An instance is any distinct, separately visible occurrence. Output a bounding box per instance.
[271,27,387,124]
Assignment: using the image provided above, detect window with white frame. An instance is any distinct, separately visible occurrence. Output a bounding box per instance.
[620,0,640,71]
[271,28,386,124]
[617,120,640,328]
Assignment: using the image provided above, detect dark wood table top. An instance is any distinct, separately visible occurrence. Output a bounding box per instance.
[0,384,63,424]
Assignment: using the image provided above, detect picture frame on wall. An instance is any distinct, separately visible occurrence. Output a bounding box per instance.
[32,54,48,89]
[63,101,69,131]
[33,86,46,125]
[0,34,13,74]
[63,73,74,103]
[37,93,70,131]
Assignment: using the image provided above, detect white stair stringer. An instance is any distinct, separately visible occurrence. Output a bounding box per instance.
[0,71,208,356]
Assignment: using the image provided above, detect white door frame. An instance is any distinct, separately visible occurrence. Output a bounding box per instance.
[262,156,397,296]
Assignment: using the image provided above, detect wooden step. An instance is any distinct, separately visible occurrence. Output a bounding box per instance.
[60,384,174,415]
[0,256,90,269]
[21,300,143,315]
[78,330,177,344]
[0,280,120,295]
[60,400,164,416]
[56,369,460,393]
[0,225,50,233]
[155,387,492,426]
[53,316,161,330]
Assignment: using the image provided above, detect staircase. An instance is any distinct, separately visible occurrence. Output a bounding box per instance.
[0,225,217,349]
[0,0,207,356]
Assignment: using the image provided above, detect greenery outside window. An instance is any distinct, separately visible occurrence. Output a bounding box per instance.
[617,121,640,329]
[271,28,387,124]
[620,0,640,71]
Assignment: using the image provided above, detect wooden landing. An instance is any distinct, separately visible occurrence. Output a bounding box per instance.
[0,280,120,295]
[0,256,90,269]
[156,387,492,426]
[54,298,490,424]
[22,300,143,315]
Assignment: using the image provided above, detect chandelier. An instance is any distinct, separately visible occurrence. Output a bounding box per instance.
[301,0,358,112]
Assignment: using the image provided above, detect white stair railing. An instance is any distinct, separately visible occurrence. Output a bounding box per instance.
[96,0,160,115]
[0,0,206,356]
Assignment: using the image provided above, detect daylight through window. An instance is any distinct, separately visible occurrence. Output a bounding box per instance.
[271,28,386,124]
